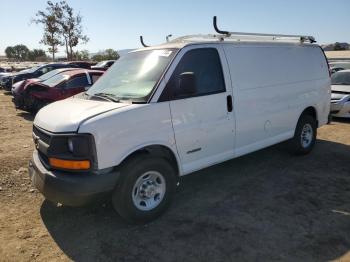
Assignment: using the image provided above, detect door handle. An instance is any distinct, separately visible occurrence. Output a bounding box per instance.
[227,95,233,112]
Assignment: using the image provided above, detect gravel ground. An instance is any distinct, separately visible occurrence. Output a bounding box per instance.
[0,89,350,262]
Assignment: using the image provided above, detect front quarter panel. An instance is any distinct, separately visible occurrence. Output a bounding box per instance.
[78,102,180,173]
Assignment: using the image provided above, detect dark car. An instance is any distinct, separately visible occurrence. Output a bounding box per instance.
[66,61,96,69]
[91,60,115,71]
[13,69,103,112]
[1,63,79,91]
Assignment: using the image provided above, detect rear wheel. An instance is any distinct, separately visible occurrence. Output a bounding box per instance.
[112,156,176,223]
[288,114,317,155]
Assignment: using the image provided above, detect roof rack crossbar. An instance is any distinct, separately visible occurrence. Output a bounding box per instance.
[213,16,316,43]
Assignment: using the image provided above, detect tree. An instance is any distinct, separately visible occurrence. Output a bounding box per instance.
[92,49,120,61]
[32,1,89,61]
[5,45,47,61]
[5,45,29,61]
[32,1,62,61]
[5,46,15,60]
[13,45,30,61]
[28,49,47,61]
[56,1,89,60]
[74,49,90,60]
[104,49,119,60]
[334,42,346,51]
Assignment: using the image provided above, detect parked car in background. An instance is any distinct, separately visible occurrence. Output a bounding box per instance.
[330,70,350,118]
[13,69,103,112]
[0,67,6,73]
[329,61,350,69]
[91,60,115,71]
[0,72,12,82]
[1,63,79,91]
[330,67,345,75]
[11,67,78,97]
[66,61,96,69]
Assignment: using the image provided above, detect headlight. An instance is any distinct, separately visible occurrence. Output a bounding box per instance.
[66,136,90,156]
[68,138,74,152]
[47,134,96,171]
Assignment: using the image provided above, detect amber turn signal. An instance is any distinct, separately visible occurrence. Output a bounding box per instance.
[49,158,90,170]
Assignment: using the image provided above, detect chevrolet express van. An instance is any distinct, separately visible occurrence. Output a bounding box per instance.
[28,19,330,223]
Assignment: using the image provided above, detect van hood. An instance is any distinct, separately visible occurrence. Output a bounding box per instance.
[34,97,130,132]
[331,84,350,93]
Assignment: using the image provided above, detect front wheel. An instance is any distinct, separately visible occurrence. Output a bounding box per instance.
[287,114,317,155]
[112,156,176,223]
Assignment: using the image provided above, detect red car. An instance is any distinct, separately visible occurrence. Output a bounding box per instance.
[13,69,103,112]
[12,67,78,96]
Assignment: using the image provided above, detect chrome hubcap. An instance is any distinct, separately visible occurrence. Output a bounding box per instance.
[132,171,166,211]
[301,123,313,148]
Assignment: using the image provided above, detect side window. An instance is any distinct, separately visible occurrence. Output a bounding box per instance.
[37,66,52,76]
[106,61,114,67]
[90,73,102,84]
[161,48,225,100]
[65,75,89,89]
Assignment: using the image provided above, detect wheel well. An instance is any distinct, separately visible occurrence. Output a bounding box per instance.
[302,106,317,119]
[301,106,318,126]
[120,145,179,176]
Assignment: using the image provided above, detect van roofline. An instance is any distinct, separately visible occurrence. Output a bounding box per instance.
[133,36,319,52]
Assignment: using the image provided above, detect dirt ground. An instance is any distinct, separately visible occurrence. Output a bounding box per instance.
[0,89,350,262]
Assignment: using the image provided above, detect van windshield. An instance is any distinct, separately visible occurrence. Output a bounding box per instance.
[86,49,177,102]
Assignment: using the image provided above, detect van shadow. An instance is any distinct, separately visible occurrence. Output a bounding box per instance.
[40,139,350,262]
[332,117,350,124]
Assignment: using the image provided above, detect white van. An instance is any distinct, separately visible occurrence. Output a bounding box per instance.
[29,18,330,223]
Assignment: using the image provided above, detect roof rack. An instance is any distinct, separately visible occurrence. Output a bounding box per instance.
[140,36,149,47]
[213,16,316,43]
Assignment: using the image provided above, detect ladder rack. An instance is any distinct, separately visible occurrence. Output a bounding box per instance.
[139,16,317,47]
[212,16,316,43]
[170,33,315,44]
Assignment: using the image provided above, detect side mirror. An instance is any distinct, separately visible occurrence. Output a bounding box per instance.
[178,72,196,96]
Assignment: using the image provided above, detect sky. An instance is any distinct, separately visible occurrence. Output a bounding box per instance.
[0,0,349,56]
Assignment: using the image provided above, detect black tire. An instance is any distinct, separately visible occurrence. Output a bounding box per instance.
[112,156,176,224]
[287,114,317,155]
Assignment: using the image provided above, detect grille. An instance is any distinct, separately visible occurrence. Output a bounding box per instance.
[38,151,50,167]
[33,126,51,144]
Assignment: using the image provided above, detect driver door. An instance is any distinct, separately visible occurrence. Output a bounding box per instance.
[160,46,235,174]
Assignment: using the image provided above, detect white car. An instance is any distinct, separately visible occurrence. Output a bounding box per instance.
[28,19,330,223]
[330,70,350,118]
[329,61,350,70]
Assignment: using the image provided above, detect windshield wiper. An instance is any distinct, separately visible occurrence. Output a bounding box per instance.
[89,92,120,102]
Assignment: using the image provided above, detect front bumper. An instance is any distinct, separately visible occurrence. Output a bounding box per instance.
[28,150,119,206]
[12,94,25,109]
